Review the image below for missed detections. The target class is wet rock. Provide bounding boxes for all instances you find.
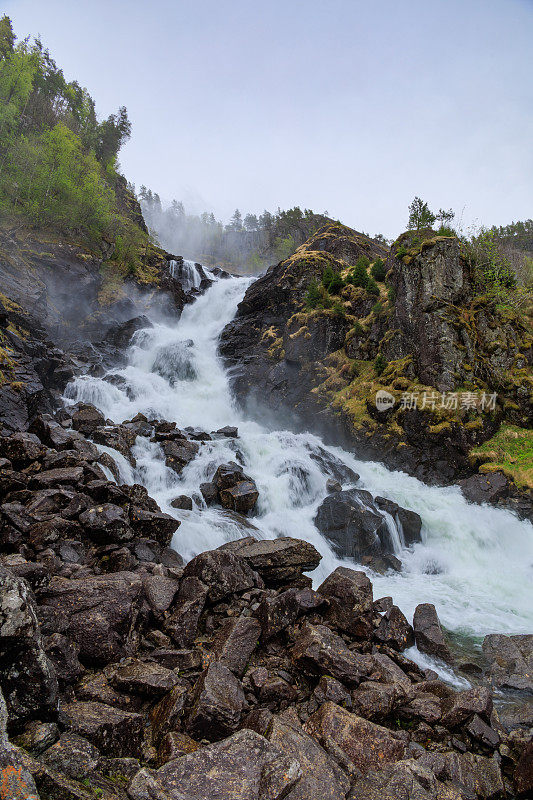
[40,731,100,780]
[211,616,261,676]
[465,714,500,749]
[304,701,405,775]
[374,496,423,546]
[71,403,106,435]
[291,623,374,686]
[0,566,58,729]
[199,481,218,505]
[39,571,143,666]
[142,574,180,614]
[413,603,454,664]
[0,686,40,800]
[164,576,208,648]
[163,439,199,473]
[418,750,504,800]
[327,477,343,493]
[104,315,152,349]
[374,605,415,651]
[351,681,398,720]
[186,662,245,739]
[128,728,301,800]
[318,566,374,638]
[92,424,137,464]
[220,480,259,513]
[150,683,188,744]
[30,465,85,489]
[0,431,45,466]
[213,462,248,490]
[110,657,180,698]
[219,536,321,586]
[129,507,180,546]
[60,700,144,758]
[482,633,533,693]
[514,740,533,797]
[44,632,85,686]
[314,488,392,559]
[460,472,510,505]
[256,587,326,640]
[170,494,193,510]
[157,731,199,765]
[214,425,238,438]
[79,502,133,544]
[183,548,263,602]
[347,759,453,800]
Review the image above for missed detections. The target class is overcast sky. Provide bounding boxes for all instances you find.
[5,0,533,237]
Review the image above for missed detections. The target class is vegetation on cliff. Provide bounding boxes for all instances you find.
[0,16,153,277]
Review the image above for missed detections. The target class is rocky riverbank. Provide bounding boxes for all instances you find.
[0,407,532,799]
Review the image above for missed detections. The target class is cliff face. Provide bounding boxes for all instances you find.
[221,225,533,490]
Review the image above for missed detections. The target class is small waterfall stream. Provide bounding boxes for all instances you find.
[65,272,533,658]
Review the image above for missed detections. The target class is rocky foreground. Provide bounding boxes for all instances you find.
[0,411,532,799]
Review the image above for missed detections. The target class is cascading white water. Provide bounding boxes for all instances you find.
[169,259,202,292]
[66,274,533,651]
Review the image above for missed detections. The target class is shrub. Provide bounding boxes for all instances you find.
[371,257,386,281]
[322,264,335,288]
[395,243,410,260]
[366,277,380,296]
[437,225,456,237]
[350,263,369,288]
[372,301,384,315]
[331,300,346,317]
[355,255,370,269]
[328,272,344,295]
[305,279,321,309]
[374,353,387,375]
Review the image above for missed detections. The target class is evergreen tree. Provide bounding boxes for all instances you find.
[407,197,436,231]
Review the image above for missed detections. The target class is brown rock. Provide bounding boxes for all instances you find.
[59,700,143,758]
[413,603,453,664]
[110,657,180,697]
[164,576,208,647]
[186,662,245,739]
[219,480,259,513]
[150,683,188,744]
[291,623,374,686]
[318,566,374,638]
[210,616,261,677]
[256,587,325,640]
[374,605,415,651]
[183,548,263,602]
[219,536,321,585]
[440,686,493,729]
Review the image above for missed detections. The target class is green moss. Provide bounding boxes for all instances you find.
[471,425,533,488]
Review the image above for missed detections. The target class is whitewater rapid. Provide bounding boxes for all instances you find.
[65,274,533,651]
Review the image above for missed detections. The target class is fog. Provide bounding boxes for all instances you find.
[6,0,533,238]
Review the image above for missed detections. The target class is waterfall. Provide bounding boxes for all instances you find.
[65,273,533,646]
[169,258,203,292]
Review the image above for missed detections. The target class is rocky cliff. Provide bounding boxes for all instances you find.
[220,224,533,501]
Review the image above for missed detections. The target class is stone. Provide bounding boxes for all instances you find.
[482,633,533,693]
[213,462,247,490]
[211,616,261,676]
[186,662,245,739]
[13,721,59,755]
[164,576,208,648]
[514,740,533,797]
[29,466,84,488]
[304,702,405,775]
[256,586,326,640]
[291,624,374,686]
[440,686,493,729]
[219,480,259,513]
[129,507,180,546]
[44,633,85,686]
[110,657,179,697]
[157,731,199,766]
[374,497,423,546]
[200,482,218,505]
[183,548,263,602]
[351,681,398,720]
[465,715,500,749]
[71,403,106,435]
[129,729,301,800]
[0,431,44,466]
[40,731,100,780]
[150,683,188,744]
[268,712,349,800]
[78,502,133,544]
[170,495,193,510]
[413,603,454,664]
[0,686,40,800]
[39,571,143,666]
[313,675,352,709]
[163,439,199,473]
[0,567,58,729]
[459,472,510,505]
[314,489,393,559]
[347,759,452,800]
[418,750,504,800]
[142,574,180,614]
[318,566,373,638]
[374,605,415,651]
[59,701,143,758]
[215,426,238,438]
[219,536,321,585]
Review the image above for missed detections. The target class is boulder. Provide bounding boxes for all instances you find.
[170,495,193,510]
[142,574,180,614]
[440,686,493,729]
[38,571,143,666]
[150,683,188,744]
[219,536,321,585]
[110,657,180,698]
[210,616,261,676]
[413,603,454,664]
[71,403,106,435]
[374,605,415,651]
[347,759,457,800]
[0,567,58,729]
[40,731,100,780]
[129,507,180,546]
[304,701,405,775]
[59,700,143,758]
[164,576,208,648]
[291,623,374,686]
[213,462,247,490]
[0,686,40,800]
[219,480,259,513]
[186,662,245,739]
[460,472,510,505]
[78,502,133,544]
[374,496,423,546]
[199,482,218,505]
[0,431,45,466]
[482,633,533,693]
[314,489,393,559]
[256,587,326,640]
[182,548,263,602]
[30,466,84,488]
[318,566,373,638]
[350,681,398,721]
[214,426,238,438]
[163,439,199,474]
[128,729,301,800]
[417,750,504,800]
[514,740,533,797]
